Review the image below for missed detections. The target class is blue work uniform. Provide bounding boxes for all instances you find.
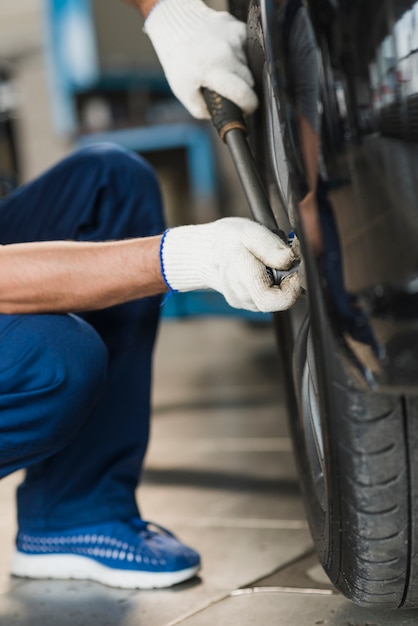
[0,143,165,532]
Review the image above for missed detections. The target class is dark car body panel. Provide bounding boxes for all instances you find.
[246,0,418,392]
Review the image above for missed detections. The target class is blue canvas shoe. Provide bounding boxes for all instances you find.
[11,519,201,589]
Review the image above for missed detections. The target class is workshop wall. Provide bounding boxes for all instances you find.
[0,0,70,181]
[0,0,247,225]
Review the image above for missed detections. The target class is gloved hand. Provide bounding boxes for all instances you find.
[144,0,258,119]
[160,217,301,313]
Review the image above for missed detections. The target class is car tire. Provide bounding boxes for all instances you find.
[230,0,418,608]
[276,281,418,608]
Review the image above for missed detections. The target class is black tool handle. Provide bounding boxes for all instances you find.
[202,88,299,285]
[202,88,278,232]
[201,87,247,142]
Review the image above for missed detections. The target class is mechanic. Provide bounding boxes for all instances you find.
[1,0,300,590]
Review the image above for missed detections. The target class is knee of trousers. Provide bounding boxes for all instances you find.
[0,314,108,469]
[74,143,165,236]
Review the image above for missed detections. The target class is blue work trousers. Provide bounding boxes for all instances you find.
[0,144,165,532]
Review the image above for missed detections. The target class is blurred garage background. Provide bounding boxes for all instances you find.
[0,0,247,227]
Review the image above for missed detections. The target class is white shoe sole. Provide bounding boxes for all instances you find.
[11,552,200,589]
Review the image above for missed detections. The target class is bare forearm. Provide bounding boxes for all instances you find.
[121,0,159,18]
[0,237,167,314]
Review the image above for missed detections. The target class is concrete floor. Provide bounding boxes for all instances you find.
[1,315,418,625]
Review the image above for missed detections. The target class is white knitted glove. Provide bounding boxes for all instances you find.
[160,218,301,312]
[144,0,258,119]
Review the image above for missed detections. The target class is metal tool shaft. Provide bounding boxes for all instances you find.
[223,129,279,233]
[201,87,298,285]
